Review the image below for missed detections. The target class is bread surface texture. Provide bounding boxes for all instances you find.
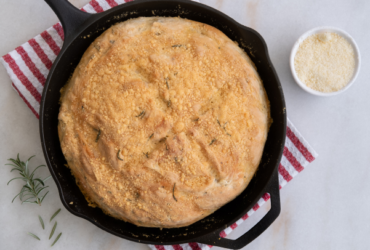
[58,17,270,228]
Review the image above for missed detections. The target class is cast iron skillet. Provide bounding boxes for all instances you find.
[40,0,286,248]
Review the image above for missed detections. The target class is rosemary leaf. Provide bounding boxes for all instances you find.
[117,150,124,161]
[51,233,62,247]
[40,191,49,203]
[159,137,167,143]
[49,221,57,239]
[50,209,61,222]
[33,178,45,186]
[12,192,22,203]
[43,176,52,182]
[29,165,46,180]
[22,196,36,204]
[39,215,45,229]
[7,177,26,185]
[172,183,177,202]
[209,138,216,146]
[27,232,40,241]
[36,186,49,195]
[136,111,146,119]
[95,129,101,142]
[165,78,169,89]
[9,167,22,173]
[22,201,38,204]
[217,119,222,127]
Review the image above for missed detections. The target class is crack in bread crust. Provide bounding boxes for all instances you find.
[58,17,270,228]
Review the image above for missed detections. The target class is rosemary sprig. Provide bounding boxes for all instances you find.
[50,208,61,222]
[49,221,57,239]
[39,215,45,229]
[6,154,50,206]
[7,155,64,245]
[27,232,40,241]
[51,233,62,247]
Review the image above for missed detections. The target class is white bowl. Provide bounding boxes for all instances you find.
[290,26,361,96]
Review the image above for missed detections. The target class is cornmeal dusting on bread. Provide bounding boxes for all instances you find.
[294,32,356,92]
[58,17,270,228]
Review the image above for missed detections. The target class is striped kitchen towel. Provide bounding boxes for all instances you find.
[0,0,318,250]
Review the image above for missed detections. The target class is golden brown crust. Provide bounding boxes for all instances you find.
[58,17,270,228]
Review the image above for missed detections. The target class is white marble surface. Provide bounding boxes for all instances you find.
[0,0,369,249]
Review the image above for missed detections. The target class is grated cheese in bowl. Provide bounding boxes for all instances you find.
[290,27,361,96]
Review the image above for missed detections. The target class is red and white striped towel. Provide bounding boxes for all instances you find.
[0,0,318,249]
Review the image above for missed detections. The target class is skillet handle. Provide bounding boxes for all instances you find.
[196,170,281,249]
[44,0,92,42]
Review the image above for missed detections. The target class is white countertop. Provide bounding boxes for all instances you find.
[1,0,369,249]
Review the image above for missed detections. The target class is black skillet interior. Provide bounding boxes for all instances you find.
[40,0,286,248]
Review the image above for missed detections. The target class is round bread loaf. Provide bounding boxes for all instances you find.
[58,17,270,228]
